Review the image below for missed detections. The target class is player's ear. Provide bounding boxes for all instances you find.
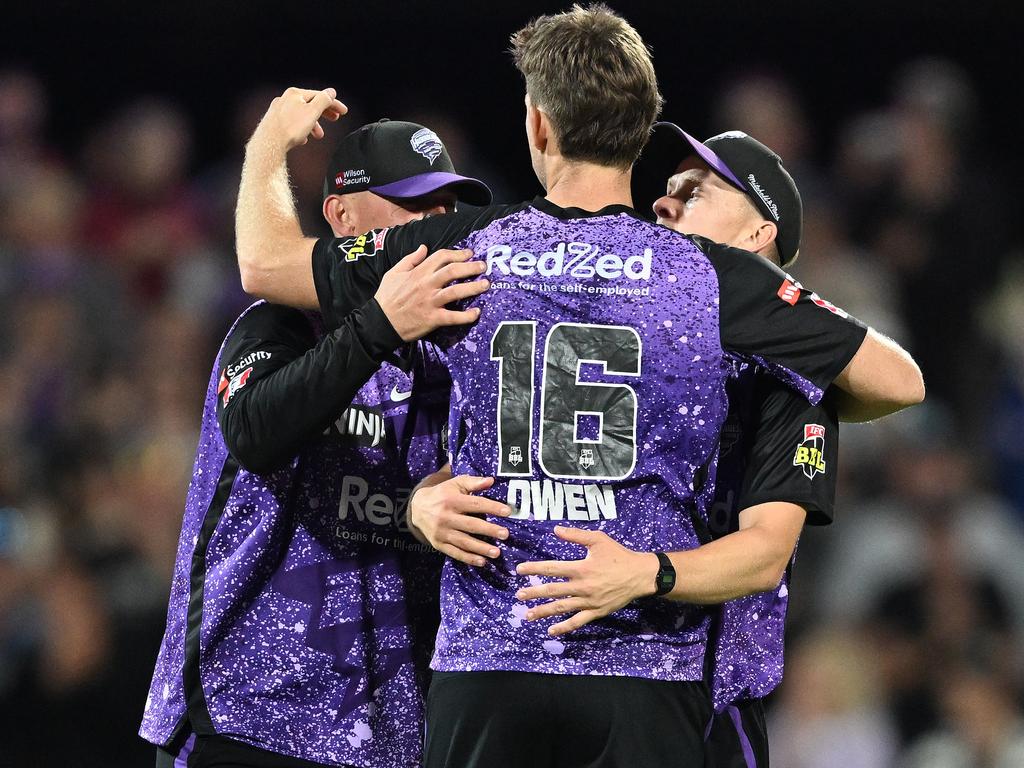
[526,99,547,154]
[323,195,356,237]
[748,220,778,257]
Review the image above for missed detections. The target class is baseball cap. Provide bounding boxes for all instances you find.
[323,119,491,206]
[633,122,803,266]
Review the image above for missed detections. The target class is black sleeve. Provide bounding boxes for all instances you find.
[700,238,868,404]
[735,377,840,525]
[311,204,525,330]
[215,301,402,474]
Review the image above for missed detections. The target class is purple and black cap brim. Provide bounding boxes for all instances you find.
[634,122,743,220]
[369,172,492,206]
[652,122,746,190]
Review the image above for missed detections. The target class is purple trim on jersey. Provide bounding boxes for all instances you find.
[748,354,823,405]
[708,370,794,711]
[653,122,746,190]
[369,172,491,203]
[174,732,196,768]
[727,705,758,768]
[139,303,448,767]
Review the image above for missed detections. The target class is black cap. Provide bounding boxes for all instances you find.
[634,123,803,266]
[323,119,492,206]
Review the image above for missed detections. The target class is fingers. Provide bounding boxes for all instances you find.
[516,559,579,580]
[553,526,605,547]
[446,532,501,560]
[447,495,512,518]
[462,496,514,518]
[450,515,509,541]
[307,87,342,115]
[434,308,482,327]
[432,260,486,286]
[423,248,474,269]
[451,475,495,493]
[548,609,604,637]
[437,543,487,568]
[523,596,586,622]
[392,245,430,272]
[516,578,577,602]
[437,278,489,305]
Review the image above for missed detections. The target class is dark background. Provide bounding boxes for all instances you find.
[7,0,1023,187]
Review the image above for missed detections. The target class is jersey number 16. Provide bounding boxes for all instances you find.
[489,321,641,482]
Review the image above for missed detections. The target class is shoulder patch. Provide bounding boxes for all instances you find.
[337,228,389,263]
[793,423,827,479]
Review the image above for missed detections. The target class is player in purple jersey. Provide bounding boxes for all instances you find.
[511,125,848,768]
[140,119,492,768]
[232,8,922,767]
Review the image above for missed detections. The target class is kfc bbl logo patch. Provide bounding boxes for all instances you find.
[410,128,443,165]
[342,228,388,263]
[793,423,826,479]
[578,448,595,470]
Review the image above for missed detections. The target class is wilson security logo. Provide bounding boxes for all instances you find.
[485,241,652,281]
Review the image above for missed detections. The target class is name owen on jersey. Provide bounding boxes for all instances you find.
[507,479,617,521]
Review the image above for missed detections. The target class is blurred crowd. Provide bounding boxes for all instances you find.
[1,58,1023,767]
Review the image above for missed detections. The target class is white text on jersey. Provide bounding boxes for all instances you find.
[506,479,617,521]
[486,242,652,281]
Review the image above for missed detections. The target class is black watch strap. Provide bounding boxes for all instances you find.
[653,551,675,597]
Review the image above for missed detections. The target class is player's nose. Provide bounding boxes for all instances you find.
[652,195,678,223]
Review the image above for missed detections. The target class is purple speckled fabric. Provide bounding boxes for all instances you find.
[706,369,794,713]
[431,206,737,681]
[140,304,447,767]
[711,580,791,712]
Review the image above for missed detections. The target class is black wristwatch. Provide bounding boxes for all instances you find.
[653,552,675,596]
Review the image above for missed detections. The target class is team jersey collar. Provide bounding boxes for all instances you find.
[531,196,644,221]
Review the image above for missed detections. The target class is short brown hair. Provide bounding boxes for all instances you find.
[510,4,663,169]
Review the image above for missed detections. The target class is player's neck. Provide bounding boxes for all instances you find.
[543,159,633,212]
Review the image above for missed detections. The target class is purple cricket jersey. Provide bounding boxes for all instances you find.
[139,302,447,767]
[312,198,865,686]
[706,368,838,712]
[432,205,730,681]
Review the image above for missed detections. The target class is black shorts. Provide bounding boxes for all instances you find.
[424,670,711,768]
[155,730,349,768]
[704,700,769,768]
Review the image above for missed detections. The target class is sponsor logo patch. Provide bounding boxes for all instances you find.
[340,228,389,263]
[410,128,443,165]
[777,278,800,305]
[807,292,849,318]
[324,405,387,447]
[747,174,780,221]
[485,242,651,281]
[793,423,827,479]
[390,384,412,402]
[218,366,254,406]
[337,168,370,188]
[226,350,271,378]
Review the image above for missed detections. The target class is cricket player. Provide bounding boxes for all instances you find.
[509,124,851,768]
[140,118,491,768]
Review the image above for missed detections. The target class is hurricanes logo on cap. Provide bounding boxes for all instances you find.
[410,128,443,165]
